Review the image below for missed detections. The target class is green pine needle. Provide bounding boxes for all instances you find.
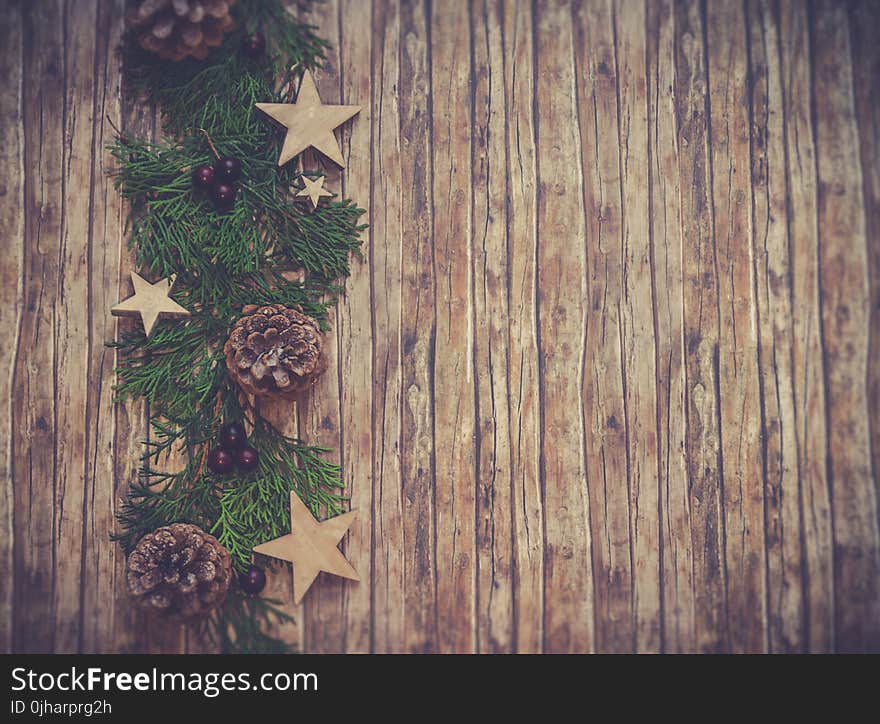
[111,0,363,653]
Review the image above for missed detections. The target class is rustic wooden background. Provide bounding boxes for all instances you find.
[2,0,879,654]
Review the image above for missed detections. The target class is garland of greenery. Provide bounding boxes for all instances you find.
[110,0,364,653]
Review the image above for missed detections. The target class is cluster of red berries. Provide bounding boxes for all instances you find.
[207,421,259,474]
[192,156,242,213]
[207,422,268,596]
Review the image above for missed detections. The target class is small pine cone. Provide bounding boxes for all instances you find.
[126,0,236,62]
[224,303,326,400]
[126,523,232,621]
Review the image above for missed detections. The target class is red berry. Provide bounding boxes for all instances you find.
[212,182,237,211]
[214,157,242,182]
[219,421,247,450]
[235,445,259,472]
[239,564,267,595]
[192,164,215,190]
[207,447,234,474]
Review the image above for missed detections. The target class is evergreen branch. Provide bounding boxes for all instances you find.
[112,0,363,653]
[197,593,298,654]
[124,0,329,137]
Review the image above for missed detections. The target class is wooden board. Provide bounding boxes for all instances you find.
[2,0,879,653]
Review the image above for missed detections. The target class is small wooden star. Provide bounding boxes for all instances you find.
[111,272,190,338]
[296,175,333,208]
[255,70,361,168]
[254,490,359,604]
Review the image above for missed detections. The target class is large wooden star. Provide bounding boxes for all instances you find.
[254,490,359,604]
[111,272,190,338]
[256,70,361,168]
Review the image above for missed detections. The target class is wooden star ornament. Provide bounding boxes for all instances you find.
[255,70,360,168]
[111,272,190,338]
[297,175,333,208]
[254,490,359,604]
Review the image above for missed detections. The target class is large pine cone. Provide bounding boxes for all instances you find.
[126,523,232,621]
[127,0,236,62]
[224,304,326,400]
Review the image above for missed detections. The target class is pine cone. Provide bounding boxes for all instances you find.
[126,523,233,621]
[224,304,326,400]
[127,0,236,62]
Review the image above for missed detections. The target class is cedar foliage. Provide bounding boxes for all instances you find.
[110,0,364,653]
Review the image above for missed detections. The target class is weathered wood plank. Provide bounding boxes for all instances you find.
[746,0,805,652]
[812,0,880,652]
[848,0,880,625]
[573,0,631,653]
[338,0,374,654]
[613,0,661,653]
[300,0,347,654]
[647,0,694,654]
[673,0,728,652]
[536,0,593,653]
[471,0,514,653]
[12,0,66,653]
[706,0,767,653]
[370,0,406,653]
[0,0,25,655]
[501,0,543,653]
[398,0,438,653]
[79,0,126,653]
[777,0,833,653]
[54,0,103,654]
[431,0,477,654]
[746,0,804,653]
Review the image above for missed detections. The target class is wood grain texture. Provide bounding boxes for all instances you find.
[647,0,692,653]
[778,0,833,653]
[370,0,406,653]
[748,0,803,652]
[812,0,880,652]
[2,0,878,653]
[338,0,374,655]
[431,0,478,654]
[707,0,766,653]
[540,0,592,653]
[502,0,543,654]
[850,0,880,651]
[0,0,25,656]
[299,0,346,654]
[674,0,727,653]
[472,0,515,653]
